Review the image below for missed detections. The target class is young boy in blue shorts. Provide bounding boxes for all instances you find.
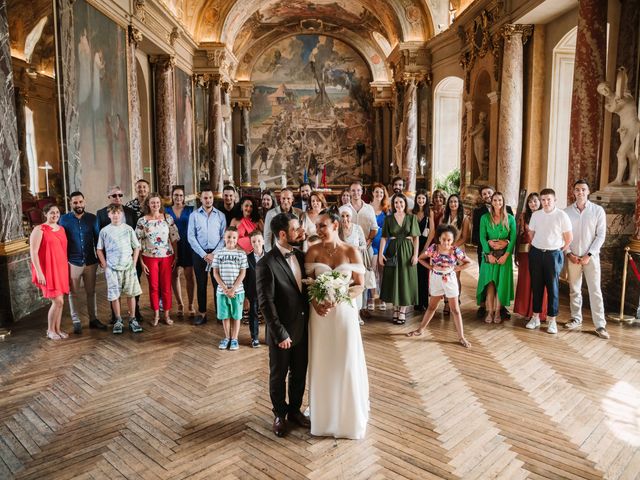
[213,226,248,350]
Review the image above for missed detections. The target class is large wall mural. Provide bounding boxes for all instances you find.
[250,34,372,188]
[175,67,194,195]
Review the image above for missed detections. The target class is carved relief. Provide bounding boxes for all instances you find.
[134,0,146,23]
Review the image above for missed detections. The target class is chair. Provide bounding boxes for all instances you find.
[26,208,44,226]
[36,197,55,210]
[22,200,37,212]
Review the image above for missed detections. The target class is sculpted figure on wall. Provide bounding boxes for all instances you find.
[598,67,640,186]
[470,111,488,180]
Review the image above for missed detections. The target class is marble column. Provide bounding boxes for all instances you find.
[487,91,500,187]
[240,105,251,186]
[222,86,233,184]
[373,106,383,182]
[127,27,143,182]
[497,24,531,208]
[402,77,418,196]
[567,0,607,192]
[153,56,178,197]
[208,77,223,194]
[0,0,22,242]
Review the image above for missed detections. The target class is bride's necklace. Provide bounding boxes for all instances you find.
[325,242,339,257]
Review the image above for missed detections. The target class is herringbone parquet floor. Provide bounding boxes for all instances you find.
[1,265,640,479]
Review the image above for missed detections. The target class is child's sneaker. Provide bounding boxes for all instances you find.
[218,337,230,350]
[229,339,239,350]
[129,318,143,333]
[112,319,123,334]
[251,339,260,348]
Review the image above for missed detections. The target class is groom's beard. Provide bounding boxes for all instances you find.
[289,239,303,248]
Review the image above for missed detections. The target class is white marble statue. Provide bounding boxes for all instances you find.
[470,111,488,180]
[598,67,640,186]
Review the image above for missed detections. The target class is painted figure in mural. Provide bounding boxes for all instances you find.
[92,50,105,111]
[257,141,270,173]
[77,28,91,104]
[471,111,488,180]
[598,68,640,186]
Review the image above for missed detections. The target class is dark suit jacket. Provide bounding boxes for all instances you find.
[243,252,259,300]
[96,205,138,231]
[257,247,308,347]
[472,204,514,248]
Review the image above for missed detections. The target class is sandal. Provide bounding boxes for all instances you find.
[397,312,406,325]
[152,315,160,327]
[493,314,503,324]
[58,331,69,339]
[367,300,376,311]
[392,310,399,324]
[459,338,471,348]
[177,305,184,317]
[188,306,196,317]
[378,302,387,311]
[406,330,423,337]
[46,331,61,340]
[484,312,494,324]
[164,317,174,325]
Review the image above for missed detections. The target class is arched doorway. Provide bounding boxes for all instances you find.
[432,76,463,189]
[547,27,577,208]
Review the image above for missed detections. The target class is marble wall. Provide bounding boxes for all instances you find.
[0,0,23,243]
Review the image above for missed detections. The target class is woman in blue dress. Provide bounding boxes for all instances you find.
[166,186,195,317]
[370,182,390,311]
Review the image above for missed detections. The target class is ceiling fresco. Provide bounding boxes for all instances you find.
[190,0,433,47]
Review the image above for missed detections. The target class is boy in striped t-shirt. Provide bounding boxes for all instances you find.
[213,226,248,350]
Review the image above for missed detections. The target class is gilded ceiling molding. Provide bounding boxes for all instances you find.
[456,1,505,93]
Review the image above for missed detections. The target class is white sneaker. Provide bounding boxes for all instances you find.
[547,320,558,334]
[525,317,540,330]
[564,319,582,330]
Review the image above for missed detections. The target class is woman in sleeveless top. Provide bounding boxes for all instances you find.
[412,190,430,311]
[30,204,70,340]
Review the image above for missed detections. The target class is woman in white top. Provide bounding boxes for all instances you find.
[339,205,367,321]
[300,191,327,251]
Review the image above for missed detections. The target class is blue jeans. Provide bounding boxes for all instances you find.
[528,246,564,317]
[247,297,259,341]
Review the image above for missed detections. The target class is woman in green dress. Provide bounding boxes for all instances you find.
[379,193,420,324]
[477,192,517,324]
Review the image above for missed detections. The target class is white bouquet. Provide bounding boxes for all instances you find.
[304,271,352,306]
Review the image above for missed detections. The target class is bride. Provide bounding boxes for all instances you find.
[305,210,370,439]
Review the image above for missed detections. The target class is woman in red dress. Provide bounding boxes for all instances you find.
[30,204,70,340]
[231,196,263,253]
[514,192,547,321]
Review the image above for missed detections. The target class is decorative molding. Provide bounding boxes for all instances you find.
[501,24,533,42]
[168,26,181,47]
[370,81,394,107]
[134,0,146,23]
[128,25,143,46]
[150,55,176,69]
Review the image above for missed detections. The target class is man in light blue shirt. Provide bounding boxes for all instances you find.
[188,188,226,325]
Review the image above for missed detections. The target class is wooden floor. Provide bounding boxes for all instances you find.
[1,263,640,479]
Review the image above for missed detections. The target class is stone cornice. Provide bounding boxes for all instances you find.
[388,42,430,82]
[230,81,254,108]
[370,81,394,107]
[193,43,237,84]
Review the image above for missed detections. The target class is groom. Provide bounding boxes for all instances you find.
[257,212,310,437]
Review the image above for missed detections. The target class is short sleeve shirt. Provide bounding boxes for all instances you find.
[212,248,248,294]
[426,244,466,268]
[529,208,572,250]
[97,224,140,270]
[348,202,379,236]
[136,215,180,257]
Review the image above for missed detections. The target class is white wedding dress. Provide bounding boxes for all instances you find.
[305,262,370,439]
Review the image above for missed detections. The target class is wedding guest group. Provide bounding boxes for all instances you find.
[29,178,611,348]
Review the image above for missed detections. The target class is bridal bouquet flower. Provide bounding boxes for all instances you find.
[304,271,352,306]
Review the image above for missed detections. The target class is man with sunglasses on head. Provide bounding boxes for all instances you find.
[97,185,141,322]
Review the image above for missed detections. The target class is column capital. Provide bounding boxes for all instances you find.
[194,42,237,85]
[370,81,394,107]
[150,54,175,70]
[500,24,533,43]
[231,80,254,108]
[487,91,500,104]
[388,41,430,82]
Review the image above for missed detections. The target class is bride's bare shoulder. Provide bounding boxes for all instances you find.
[342,243,361,263]
[306,244,321,260]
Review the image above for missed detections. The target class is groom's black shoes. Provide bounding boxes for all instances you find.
[288,410,311,429]
[272,416,287,437]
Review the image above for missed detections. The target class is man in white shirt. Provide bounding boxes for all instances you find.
[525,188,573,334]
[563,180,609,339]
[347,181,378,318]
[264,188,302,251]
